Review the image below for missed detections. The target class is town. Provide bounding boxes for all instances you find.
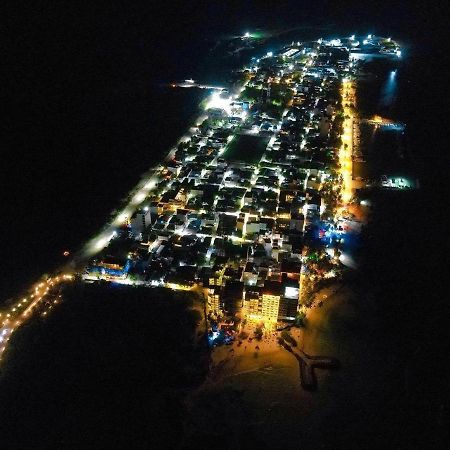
[1,34,407,356]
[82,36,379,332]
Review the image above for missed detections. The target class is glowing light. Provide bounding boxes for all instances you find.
[244,32,250,38]
[95,237,108,250]
[133,191,146,204]
[204,91,232,115]
[266,51,273,57]
[145,179,156,189]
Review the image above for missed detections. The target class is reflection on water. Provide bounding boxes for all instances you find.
[379,69,398,108]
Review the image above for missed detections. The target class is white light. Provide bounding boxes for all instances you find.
[244,32,250,38]
[396,49,402,57]
[133,191,146,204]
[143,206,149,212]
[285,287,299,299]
[266,51,273,57]
[350,34,355,40]
[205,91,232,115]
[368,34,372,39]
[95,237,108,250]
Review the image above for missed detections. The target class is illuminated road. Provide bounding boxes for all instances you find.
[0,274,74,361]
[339,79,356,204]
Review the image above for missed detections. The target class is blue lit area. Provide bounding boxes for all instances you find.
[207,328,235,347]
[87,259,132,278]
[379,69,398,108]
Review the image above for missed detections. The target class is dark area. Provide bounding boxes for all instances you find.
[354,188,446,449]
[0,284,208,448]
[225,134,270,163]
[354,124,411,180]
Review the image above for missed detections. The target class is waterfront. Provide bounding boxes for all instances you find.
[1,3,447,448]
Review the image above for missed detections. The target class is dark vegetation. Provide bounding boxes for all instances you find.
[0,284,208,449]
[224,134,270,163]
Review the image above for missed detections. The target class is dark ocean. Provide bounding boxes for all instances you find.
[1,2,444,298]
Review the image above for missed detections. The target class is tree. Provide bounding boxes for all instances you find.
[254,326,263,341]
[294,311,307,328]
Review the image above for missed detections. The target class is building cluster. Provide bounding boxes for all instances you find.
[85,38,357,326]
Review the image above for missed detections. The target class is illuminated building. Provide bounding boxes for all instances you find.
[88,256,131,278]
[261,281,282,323]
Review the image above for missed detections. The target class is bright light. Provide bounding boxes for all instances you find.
[350,34,355,40]
[285,287,299,299]
[95,237,108,250]
[244,32,250,38]
[367,34,372,39]
[396,49,402,57]
[133,191,146,204]
[266,51,273,57]
[204,91,232,115]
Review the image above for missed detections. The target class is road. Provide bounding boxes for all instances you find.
[0,274,74,361]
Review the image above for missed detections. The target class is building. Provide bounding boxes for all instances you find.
[130,208,152,237]
[243,288,263,321]
[261,280,282,323]
[88,256,131,279]
[278,275,300,321]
